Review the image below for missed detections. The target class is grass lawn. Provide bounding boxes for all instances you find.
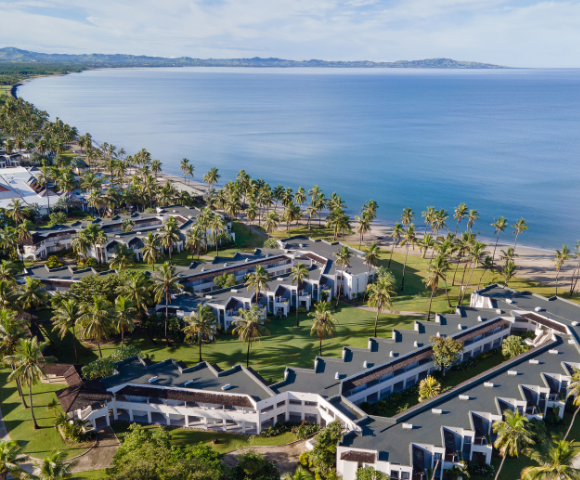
[70,470,108,479]
[0,369,93,460]
[44,302,417,383]
[112,422,296,454]
[0,85,11,97]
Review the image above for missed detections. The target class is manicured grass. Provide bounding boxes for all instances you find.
[45,303,416,383]
[0,369,93,460]
[112,422,296,454]
[70,470,108,479]
[0,85,11,97]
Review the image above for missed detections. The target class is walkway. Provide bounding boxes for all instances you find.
[71,427,119,472]
[223,440,308,475]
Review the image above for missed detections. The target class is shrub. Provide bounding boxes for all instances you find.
[82,345,145,380]
[502,335,528,359]
[234,451,279,480]
[49,211,67,226]
[294,422,320,439]
[46,255,63,268]
[467,461,495,477]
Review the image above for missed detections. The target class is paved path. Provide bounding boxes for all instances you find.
[223,441,307,475]
[71,427,119,472]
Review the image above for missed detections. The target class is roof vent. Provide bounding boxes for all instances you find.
[572,321,579,327]
[299,244,305,248]
[389,351,395,357]
[436,332,441,337]
[363,360,369,368]
[507,370,518,376]
[549,349,559,355]
[335,372,340,380]
[496,309,503,314]
[221,384,232,391]
[432,408,443,415]
[477,316,483,322]
[224,263,229,267]
[72,276,80,280]
[173,210,177,213]
[535,307,543,312]
[506,298,513,304]
[205,295,213,299]
[188,215,192,219]
[459,395,470,400]
[435,314,441,323]
[148,376,159,383]
[402,423,413,430]
[245,258,249,262]
[413,341,419,347]
[137,231,142,234]
[458,324,462,330]
[529,359,540,365]
[484,382,494,388]
[201,268,205,271]
[184,380,194,386]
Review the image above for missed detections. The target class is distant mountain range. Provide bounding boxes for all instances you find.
[0,47,508,69]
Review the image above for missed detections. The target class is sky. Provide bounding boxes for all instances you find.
[0,0,579,68]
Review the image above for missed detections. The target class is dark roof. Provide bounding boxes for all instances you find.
[520,312,568,334]
[43,364,76,376]
[116,385,254,407]
[56,381,113,413]
[64,365,84,386]
[340,451,376,463]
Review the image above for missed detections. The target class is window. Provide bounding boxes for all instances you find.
[261,406,274,414]
[289,399,302,405]
[401,473,410,480]
[305,401,317,407]
[277,401,286,408]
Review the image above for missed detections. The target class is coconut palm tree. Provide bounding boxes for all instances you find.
[309,302,338,356]
[246,265,271,306]
[460,241,486,305]
[203,167,221,187]
[6,337,55,429]
[116,272,151,320]
[425,254,451,319]
[151,159,162,180]
[366,276,395,337]
[159,217,181,260]
[232,305,270,368]
[492,409,534,480]
[503,260,517,286]
[185,226,203,260]
[264,211,279,234]
[421,206,436,234]
[400,207,414,227]
[79,296,115,358]
[110,244,137,270]
[152,262,184,346]
[334,246,352,307]
[0,309,27,405]
[491,216,509,267]
[553,245,572,296]
[419,233,435,259]
[246,202,258,230]
[34,450,78,480]
[209,214,227,256]
[512,218,529,250]
[363,242,380,296]
[115,296,136,347]
[453,203,468,234]
[18,276,49,311]
[7,199,25,223]
[388,223,403,268]
[183,304,218,363]
[400,224,417,291]
[355,212,372,249]
[564,369,580,440]
[418,376,441,402]
[477,256,494,290]
[0,440,29,480]
[290,263,309,327]
[521,439,579,480]
[52,299,83,364]
[141,232,160,270]
[467,209,479,231]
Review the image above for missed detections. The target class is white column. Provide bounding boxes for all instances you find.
[185,415,189,427]
[113,407,118,420]
[242,420,246,434]
[203,417,208,429]
[166,413,171,426]
[147,411,152,423]
[106,413,111,426]
[223,419,227,432]
[129,409,134,421]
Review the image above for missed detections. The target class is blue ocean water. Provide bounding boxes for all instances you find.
[18,67,580,249]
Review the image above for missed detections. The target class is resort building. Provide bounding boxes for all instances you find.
[54,284,580,480]
[18,204,231,262]
[16,265,117,293]
[0,166,54,214]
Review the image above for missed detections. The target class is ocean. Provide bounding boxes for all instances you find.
[17,67,580,249]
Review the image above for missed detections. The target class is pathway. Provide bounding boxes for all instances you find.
[222,440,308,475]
[71,427,119,472]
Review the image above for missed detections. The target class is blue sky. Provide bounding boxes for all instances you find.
[0,0,578,67]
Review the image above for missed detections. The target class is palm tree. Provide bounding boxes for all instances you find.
[18,276,49,310]
[203,167,221,187]
[0,310,27,405]
[34,450,78,480]
[183,304,218,363]
[460,241,486,305]
[425,255,451,319]
[264,211,279,234]
[491,216,509,267]
[115,296,136,347]
[151,159,162,180]
[52,299,82,364]
[246,202,258,230]
[553,245,572,296]
[209,214,227,256]
[492,409,534,480]
[6,337,56,429]
[79,296,115,357]
[290,263,309,327]
[185,226,204,260]
[116,272,151,319]
[418,376,441,402]
[232,305,270,368]
[453,203,468,234]
[477,256,494,290]
[467,209,479,231]
[110,244,137,270]
[7,199,25,223]
[334,246,352,307]
[388,223,403,268]
[564,369,580,440]
[521,439,579,480]
[400,224,416,291]
[512,218,529,251]
[246,265,271,305]
[281,466,310,480]
[366,276,395,337]
[503,260,517,286]
[141,232,160,270]
[363,242,380,296]
[422,206,436,234]
[159,217,181,260]
[400,207,414,227]
[152,262,184,346]
[0,440,29,480]
[309,302,338,356]
[355,212,372,249]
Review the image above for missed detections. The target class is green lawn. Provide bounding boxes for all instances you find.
[0,369,93,460]
[112,423,296,454]
[0,85,11,97]
[43,303,417,383]
[70,470,107,479]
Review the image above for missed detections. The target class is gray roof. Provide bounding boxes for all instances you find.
[16,265,114,282]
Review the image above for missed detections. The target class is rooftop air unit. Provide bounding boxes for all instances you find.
[221,384,232,391]
[148,376,159,383]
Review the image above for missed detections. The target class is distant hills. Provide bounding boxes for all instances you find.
[0,47,508,69]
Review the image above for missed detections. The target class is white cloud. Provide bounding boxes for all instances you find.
[0,0,579,66]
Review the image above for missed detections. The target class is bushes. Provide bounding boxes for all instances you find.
[466,461,495,477]
[46,255,63,268]
[259,421,319,440]
[294,422,320,439]
[234,451,279,480]
[82,345,145,380]
[361,387,419,417]
[54,412,94,443]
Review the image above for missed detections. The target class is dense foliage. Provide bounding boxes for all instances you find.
[81,345,144,380]
[299,421,342,480]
